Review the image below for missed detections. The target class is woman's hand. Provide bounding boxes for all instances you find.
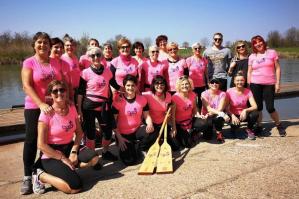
[78,110,83,123]
[145,123,154,133]
[61,156,75,170]
[116,134,129,151]
[69,153,78,166]
[275,83,280,93]
[39,103,53,115]
[231,114,240,126]
[170,128,177,138]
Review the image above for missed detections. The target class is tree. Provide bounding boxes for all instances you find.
[142,37,152,49]
[182,41,189,49]
[285,27,297,47]
[200,37,210,48]
[267,30,282,48]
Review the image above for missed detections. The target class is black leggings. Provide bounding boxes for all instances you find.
[118,133,138,166]
[193,86,206,110]
[23,109,40,176]
[203,116,225,139]
[82,110,112,140]
[250,83,276,113]
[41,143,97,190]
[230,111,259,130]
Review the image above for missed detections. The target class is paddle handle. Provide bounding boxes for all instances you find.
[164,121,167,141]
[155,107,171,144]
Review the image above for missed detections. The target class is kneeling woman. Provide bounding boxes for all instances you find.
[226,71,259,139]
[36,80,100,194]
[112,75,154,165]
[171,76,207,148]
[201,78,229,143]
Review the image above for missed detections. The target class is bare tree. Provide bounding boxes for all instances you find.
[182,41,189,49]
[285,27,297,47]
[143,37,152,49]
[200,37,210,48]
[267,31,282,48]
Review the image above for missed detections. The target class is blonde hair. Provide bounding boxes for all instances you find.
[167,42,179,50]
[175,75,194,92]
[234,40,248,59]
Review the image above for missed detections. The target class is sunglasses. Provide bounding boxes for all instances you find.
[121,45,130,50]
[151,50,159,54]
[155,81,165,85]
[168,48,178,52]
[210,80,220,84]
[237,44,245,50]
[194,47,201,51]
[214,38,222,42]
[90,53,101,58]
[51,88,66,95]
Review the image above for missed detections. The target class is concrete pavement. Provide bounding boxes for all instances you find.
[0,119,298,199]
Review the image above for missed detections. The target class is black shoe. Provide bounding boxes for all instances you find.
[276,123,286,137]
[102,151,118,161]
[254,125,263,137]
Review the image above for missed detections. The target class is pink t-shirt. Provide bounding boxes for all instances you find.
[61,54,80,88]
[142,91,171,124]
[186,56,207,87]
[158,51,169,62]
[23,56,63,109]
[165,58,187,92]
[142,60,167,86]
[226,88,253,115]
[113,95,147,134]
[81,67,112,103]
[111,56,139,87]
[39,105,78,158]
[248,49,278,85]
[201,90,226,115]
[79,54,91,69]
[172,92,196,122]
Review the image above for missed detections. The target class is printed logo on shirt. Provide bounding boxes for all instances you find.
[255,58,266,64]
[150,70,160,77]
[41,70,55,81]
[127,107,138,116]
[61,121,74,132]
[183,103,192,111]
[124,67,134,74]
[170,65,180,73]
[99,79,106,88]
[236,99,246,107]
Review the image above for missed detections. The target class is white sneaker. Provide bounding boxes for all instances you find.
[32,169,46,194]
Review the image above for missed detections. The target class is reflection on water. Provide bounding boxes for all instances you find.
[0,59,299,108]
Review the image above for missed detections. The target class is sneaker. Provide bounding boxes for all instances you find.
[254,125,263,137]
[245,128,256,140]
[276,124,286,137]
[216,132,225,143]
[102,151,118,161]
[32,169,45,194]
[20,176,32,195]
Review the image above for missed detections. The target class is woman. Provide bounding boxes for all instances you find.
[165,42,187,95]
[141,45,167,91]
[201,78,229,143]
[155,34,169,61]
[186,42,208,110]
[79,38,100,70]
[132,41,147,65]
[226,71,259,139]
[141,75,178,151]
[35,80,100,194]
[247,35,286,137]
[172,76,207,148]
[103,42,114,66]
[20,32,64,195]
[77,46,119,161]
[112,75,154,166]
[110,38,140,94]
[61,34,80,103]
[228,40,249,88]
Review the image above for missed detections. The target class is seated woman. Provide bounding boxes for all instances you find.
[201,78,230,143]
[35,80,100,194]
[112,75,154,166]
[226,71,259,139]
[141,75,178,151]
[171,76,207,148]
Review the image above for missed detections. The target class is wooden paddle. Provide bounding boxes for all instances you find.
[138,108,171,175]
[156,123,173,174]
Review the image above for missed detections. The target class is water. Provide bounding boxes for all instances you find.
[0,59,299,109]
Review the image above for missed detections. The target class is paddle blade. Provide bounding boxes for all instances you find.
[156,143,173,174]
[138,142,160,175]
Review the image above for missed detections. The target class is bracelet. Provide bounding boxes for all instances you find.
[71,150,77,154]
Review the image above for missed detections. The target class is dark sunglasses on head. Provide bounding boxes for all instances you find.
[237,44,245,49]
[214,38,222,42]
[121,45,130,50]
[151,51,159,54]
[90,53,101,58]
[51,88,66,95]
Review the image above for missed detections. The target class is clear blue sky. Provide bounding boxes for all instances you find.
[0,0,298,46]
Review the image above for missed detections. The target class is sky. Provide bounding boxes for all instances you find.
[0,0,298,46]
